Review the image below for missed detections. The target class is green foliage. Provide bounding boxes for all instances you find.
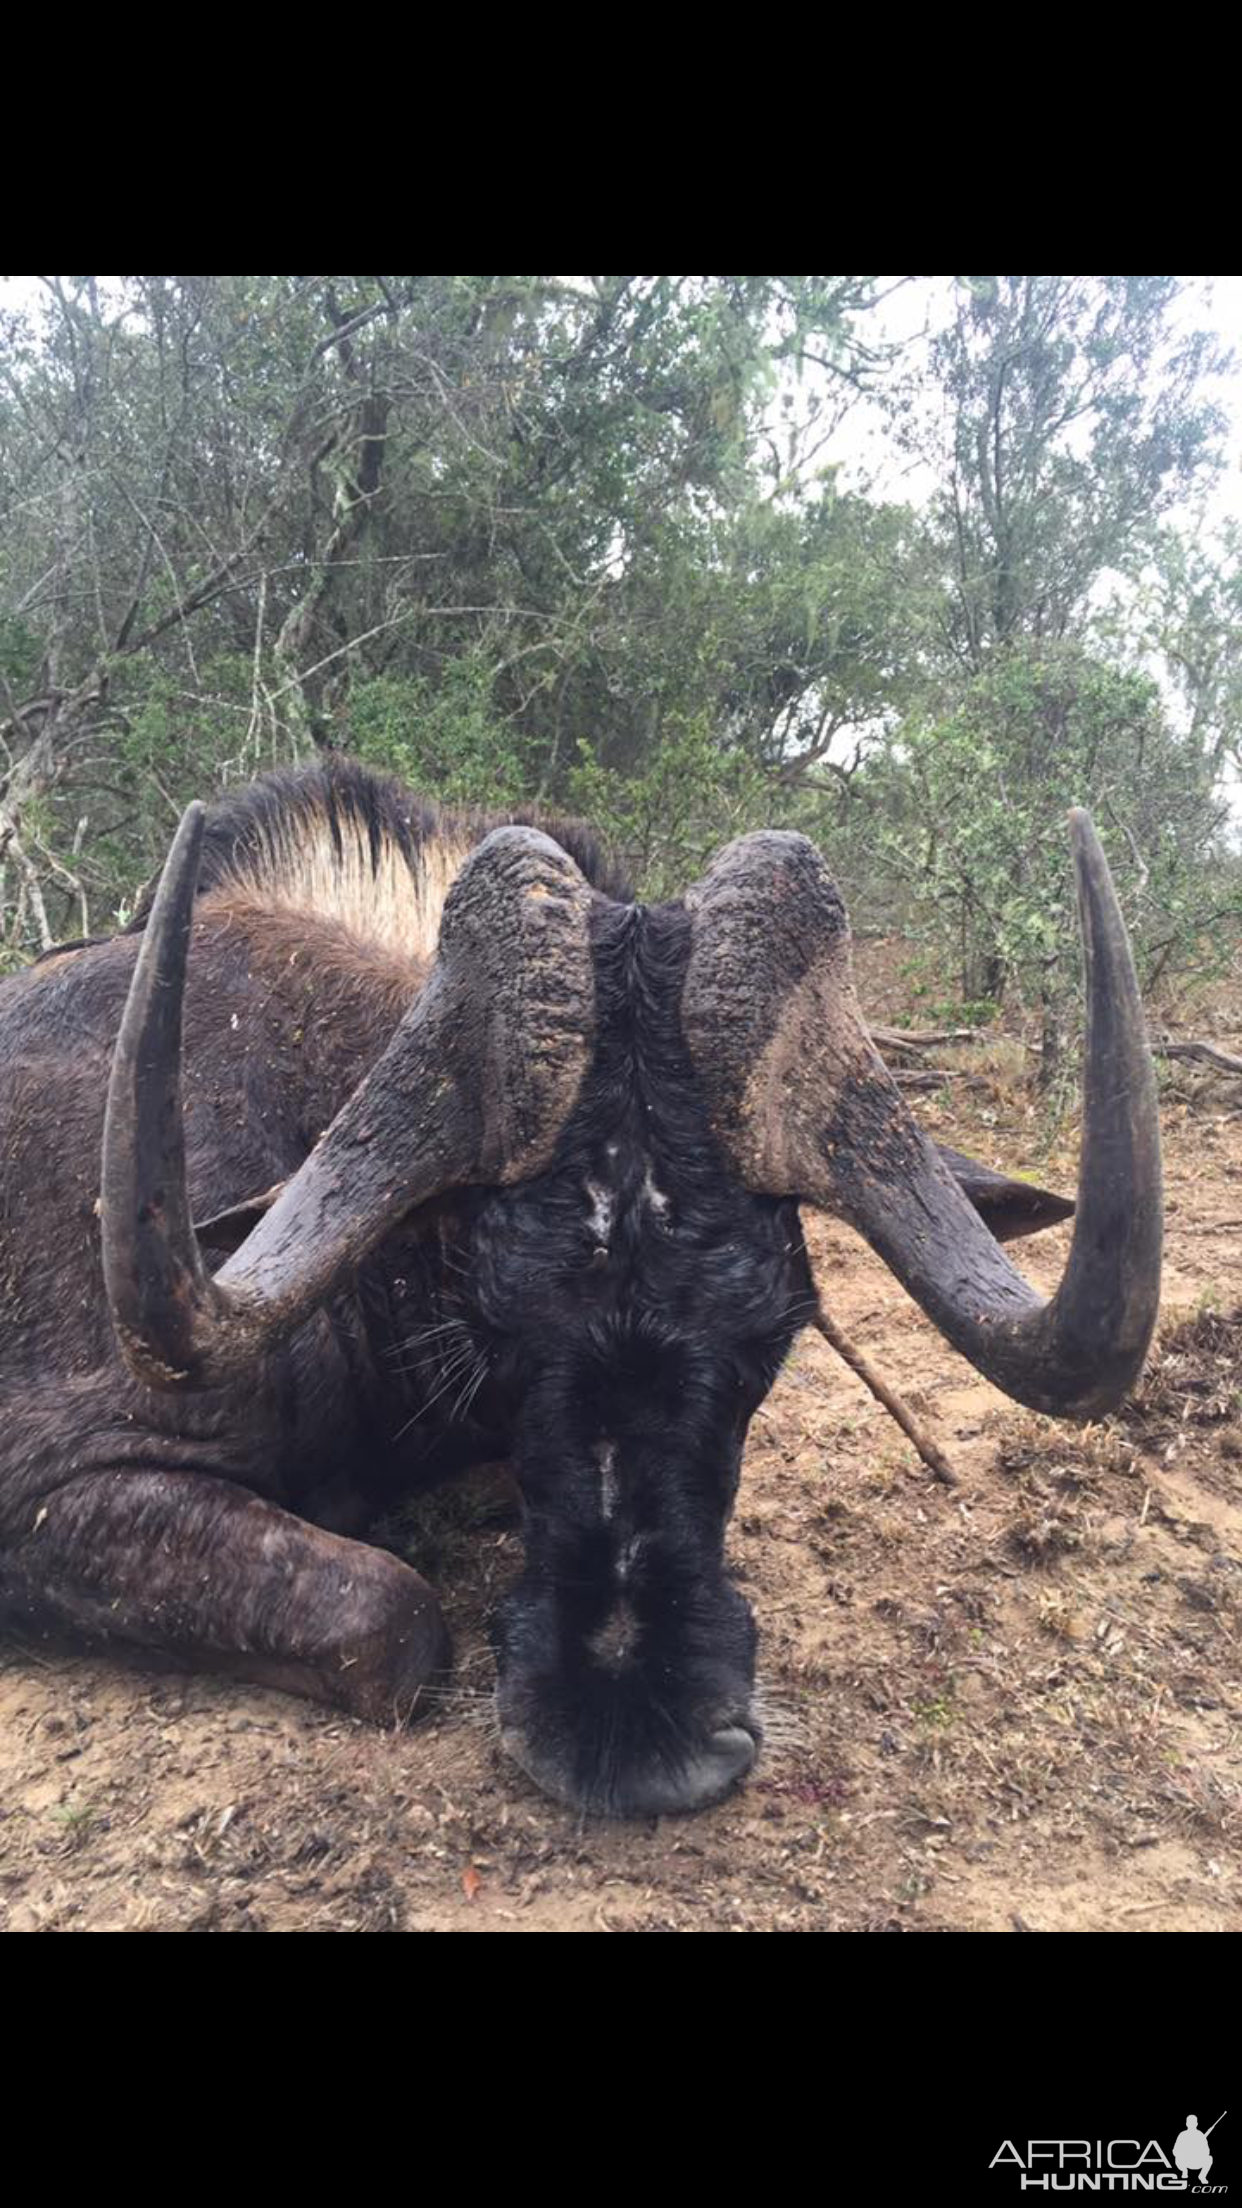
[894,970,1001,1029]
[97,656,258,917]
[565,717,773,898]
[0,274,903,950]
[347,660,531,808]
[565,714,864,900]
[0,611,40,693]
[1107,520,1242,777]
[902,276,1230,665]
[0,272,1238,1041]
[873,644,1242,1043]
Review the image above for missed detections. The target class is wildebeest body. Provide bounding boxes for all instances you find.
[0,758,1163,1814]
[0,766,628,1722]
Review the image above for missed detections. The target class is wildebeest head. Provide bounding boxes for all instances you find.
[454,896,813,1815]
[101,809,1161,1817]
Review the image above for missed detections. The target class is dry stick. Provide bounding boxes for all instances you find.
[1155,1038,1242,1076]
[890,1068,953,1090]
[874,1025,1242,1079]
[870,1023,984,1055]
[811,1305,959,1488]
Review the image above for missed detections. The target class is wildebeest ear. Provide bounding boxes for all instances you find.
[194,1183,286,1256]
[193,1180,454,1255]
[935,1143,1074,1243]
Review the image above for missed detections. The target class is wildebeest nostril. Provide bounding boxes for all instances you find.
[704,1725,758,1790]
[612,1725,758,1819]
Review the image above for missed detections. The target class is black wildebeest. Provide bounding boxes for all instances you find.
[0,761,1161,1815]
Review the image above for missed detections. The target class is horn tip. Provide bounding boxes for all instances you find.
[168,800,207,872]
[1067,807,1108,862]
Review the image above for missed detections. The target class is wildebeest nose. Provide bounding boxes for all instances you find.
[500,1716,759,1819]
[617,1725,757,1818]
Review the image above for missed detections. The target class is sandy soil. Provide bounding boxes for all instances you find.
[2,954,1240,1933]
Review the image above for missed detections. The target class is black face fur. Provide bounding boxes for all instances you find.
[450,901,814,1816]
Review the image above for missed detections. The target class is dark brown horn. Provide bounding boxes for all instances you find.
[102,809,596,1391]
[682,814,1161,1420]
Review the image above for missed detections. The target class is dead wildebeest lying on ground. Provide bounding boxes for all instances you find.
[0,761,1161,1816]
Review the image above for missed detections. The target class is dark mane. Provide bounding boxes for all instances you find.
[37,756,631,961]
[133,756,633,922]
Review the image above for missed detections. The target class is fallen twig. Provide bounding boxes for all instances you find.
[870,1023,985,1056]
[811,1305,959,1487]
[1155,1039,1242,1076]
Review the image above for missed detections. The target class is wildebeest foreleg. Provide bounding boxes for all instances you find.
[2,1470,448,1723]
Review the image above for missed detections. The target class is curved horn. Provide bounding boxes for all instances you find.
[682,815,1162,1420]
[103,808,596,1390]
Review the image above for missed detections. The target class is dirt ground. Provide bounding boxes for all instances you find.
[2,948,1240,1933]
